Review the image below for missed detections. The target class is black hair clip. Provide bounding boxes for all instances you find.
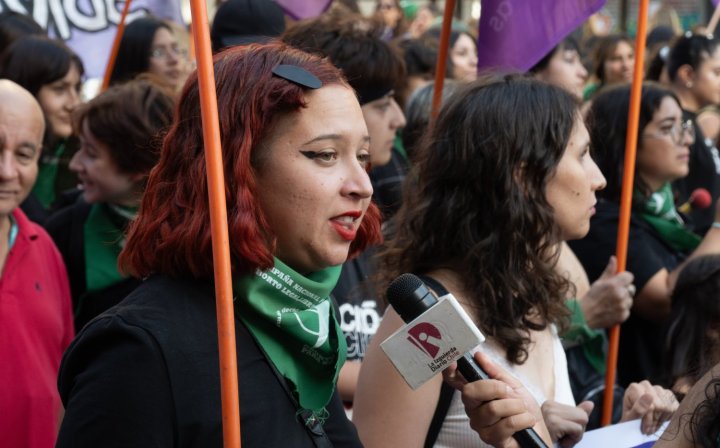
[272,64,322,89]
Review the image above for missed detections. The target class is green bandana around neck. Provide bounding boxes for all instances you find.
[233,258,346,414]
[32,141,66,209]
[84,203,136,292]
[637,183,701,253]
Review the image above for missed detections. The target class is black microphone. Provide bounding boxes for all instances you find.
[387,273,548,448]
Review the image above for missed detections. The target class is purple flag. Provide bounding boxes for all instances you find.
[0,0,184,81]
[477,0,607,72]
[274,0,332,21]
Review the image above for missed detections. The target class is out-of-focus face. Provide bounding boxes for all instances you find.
[603,40,634,85]
[377,0,402,29]
[451,33,478,82]
[361,92,406,167]
[255,84,374,274]
[148,27,183,89]
[637,97,694,191]
[0,86,44,218]
[409,6,435,38]
[535,47,588,99]
[36,63,82,139]
[689,47,720,108]
[70,120,142,206]
[546,117,607,241]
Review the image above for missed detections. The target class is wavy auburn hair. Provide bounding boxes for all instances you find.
[382,75,574,364]
[120,43,382,279]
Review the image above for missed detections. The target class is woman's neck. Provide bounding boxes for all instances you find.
[638,174,666,195]
[673,86,700,113]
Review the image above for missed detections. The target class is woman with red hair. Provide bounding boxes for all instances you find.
[55,42,381,447]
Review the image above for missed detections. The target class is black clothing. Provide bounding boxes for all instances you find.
[332,248,381,362]
[44,196,140,331]
[369,147,408,220]
[57,275,362,448]
[20,193,49,225]
[568,199,685,386]
[673,110,720,235]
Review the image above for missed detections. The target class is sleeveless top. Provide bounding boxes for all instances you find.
[434,326,574,448]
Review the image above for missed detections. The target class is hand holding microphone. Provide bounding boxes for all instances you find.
[383,273,549,448]
[445,351,553,448]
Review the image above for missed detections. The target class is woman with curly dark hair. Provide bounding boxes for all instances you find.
[656,362,720,448]
[353,76,602,447]
[353,75,678,448]
[665,254,720,397]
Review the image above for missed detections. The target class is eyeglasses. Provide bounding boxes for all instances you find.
[150,45,185,60]
[644,119,695,146]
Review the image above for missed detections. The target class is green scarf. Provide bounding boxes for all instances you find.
[638,183,701,252]
[233,258,345,415]
[563,299,606,374]
[84,203,135,292]
[32,141,65,209]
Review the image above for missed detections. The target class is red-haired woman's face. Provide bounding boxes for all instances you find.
[256,84,373,274]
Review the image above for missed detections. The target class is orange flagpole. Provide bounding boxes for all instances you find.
[430,0,456,121]
[101,0,133,91]
[188,0,241,445]
[602,0,650,427]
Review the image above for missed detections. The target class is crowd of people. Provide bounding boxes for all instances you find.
[2,0,720,447]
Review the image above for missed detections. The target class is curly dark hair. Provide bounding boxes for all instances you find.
[381,75,575,364]
[666,255,720,389]
[689,376,720,447]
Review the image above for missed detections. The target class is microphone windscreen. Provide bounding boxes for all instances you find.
[387,273,424,306]
[386,273,437,322]
[691,188,712,210]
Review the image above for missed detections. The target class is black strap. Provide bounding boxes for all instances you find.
[417,274,457,448]
[242,321,334,448]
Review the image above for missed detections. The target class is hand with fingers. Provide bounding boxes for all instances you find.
[541,400,593,448]
[443,352,553,448]
[579,256,635,329]
[621,380,679,435]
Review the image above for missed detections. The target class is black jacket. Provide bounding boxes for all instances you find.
[44,196,140,331]
[57,275,362,448]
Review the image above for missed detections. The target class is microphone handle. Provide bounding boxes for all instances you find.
[457,354,548,448]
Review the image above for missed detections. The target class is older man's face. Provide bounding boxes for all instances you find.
[0,94,43,217]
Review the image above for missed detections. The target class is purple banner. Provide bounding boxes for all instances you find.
[274,0,331,21]
[0,0,184,80]
[477,0,607,72]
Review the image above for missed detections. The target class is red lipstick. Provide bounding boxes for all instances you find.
[330,211,362,241]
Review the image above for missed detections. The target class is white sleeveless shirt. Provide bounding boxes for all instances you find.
[434,326,574,448]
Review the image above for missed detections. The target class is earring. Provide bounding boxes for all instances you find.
[686,81,693,88]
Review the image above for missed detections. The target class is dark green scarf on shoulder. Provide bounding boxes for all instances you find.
[637,183,701,253]
[233,258,345,418]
